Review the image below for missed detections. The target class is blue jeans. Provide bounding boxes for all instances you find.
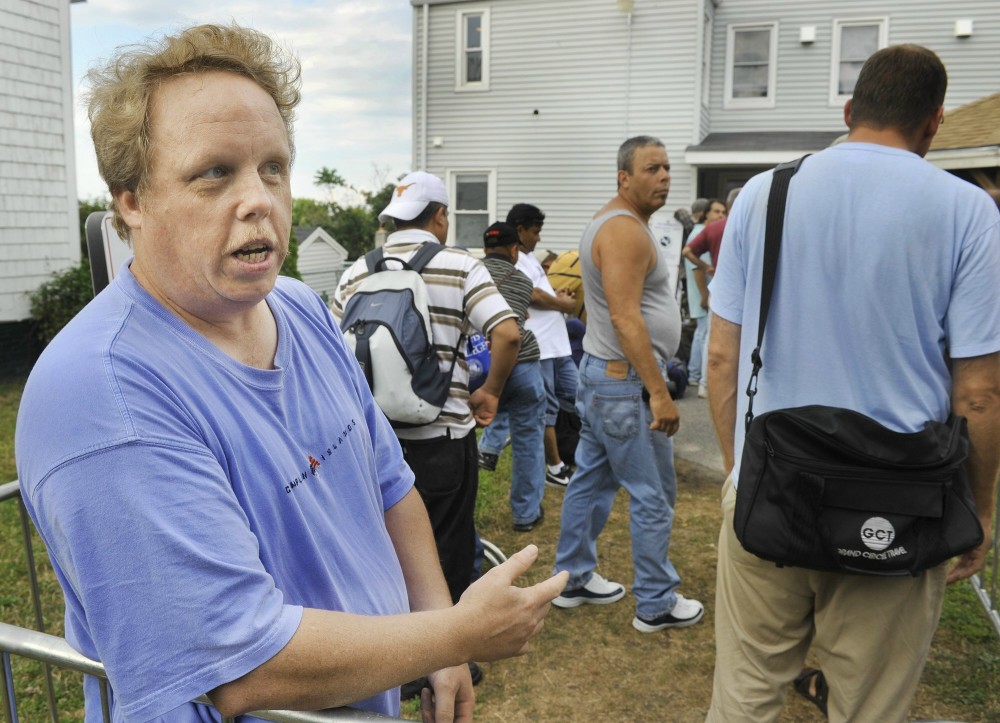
[688,314,709,385]
[554,353,682,618]
[493,360,546,525]
[540,355,579,426]
[481,355,579,449]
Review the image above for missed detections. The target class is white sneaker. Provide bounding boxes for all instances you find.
[552,572,626,608]
[631,594,705,632]
[697,384,708,399]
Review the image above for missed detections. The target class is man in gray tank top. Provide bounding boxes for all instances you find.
[552,136,704,632]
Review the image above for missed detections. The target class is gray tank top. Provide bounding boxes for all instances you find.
[579,209,681,362]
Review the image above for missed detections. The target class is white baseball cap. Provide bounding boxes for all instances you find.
[378,171,450,223]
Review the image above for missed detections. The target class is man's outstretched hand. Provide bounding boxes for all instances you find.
[457,545,568,661]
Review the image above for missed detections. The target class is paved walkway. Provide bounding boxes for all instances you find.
[673,388,725,476]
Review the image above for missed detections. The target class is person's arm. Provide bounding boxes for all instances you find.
[946,351,1000,584]
[683,230,714,274]
[529,287,576,314]
[469,317,520,427]
[209,541,567,718]
[706,313,742,476]
[596,217,679,435]
[693,268,710,311]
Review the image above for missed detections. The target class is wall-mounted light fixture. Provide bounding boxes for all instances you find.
[799,26,816,44]
[617,0,634,14]
[954,19,974,38]
[432,136,444,148]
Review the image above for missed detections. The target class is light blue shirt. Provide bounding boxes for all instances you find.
[710,142,1000,485]
[17,268,413,721]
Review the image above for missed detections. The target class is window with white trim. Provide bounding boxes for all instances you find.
[830,18,888,104]
[724,22,778,109]
[448,171,495,247]
[456,8,490,91]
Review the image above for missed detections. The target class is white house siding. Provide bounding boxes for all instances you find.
[298,242,346,303]
[414,0,702,253]
[0,0,78,323]
[707,0,1000,136]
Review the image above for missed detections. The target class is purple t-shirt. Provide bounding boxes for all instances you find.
[17,268,413,721]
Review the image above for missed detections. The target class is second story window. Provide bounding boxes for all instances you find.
[831,18,888,104]
[725,22,778,109]
[456,8,490,91]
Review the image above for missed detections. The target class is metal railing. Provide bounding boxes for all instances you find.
[0,481,399,721]
[971,499,1000,637]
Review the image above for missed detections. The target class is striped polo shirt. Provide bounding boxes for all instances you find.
[482,254,540,362]
[331,229,516,440]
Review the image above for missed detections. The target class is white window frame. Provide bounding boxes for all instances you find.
[455,7,490,92]
[723,22,778,110]
[829,17,888,106]
[446,169,497,247]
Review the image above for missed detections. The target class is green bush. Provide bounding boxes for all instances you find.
[28,259,94,345]
[281,233,303,281]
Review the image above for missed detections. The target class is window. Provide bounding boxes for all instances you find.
[456,8,490,91]
[724,22,778,109]
[830,18,888,104]
[448,171,496,247]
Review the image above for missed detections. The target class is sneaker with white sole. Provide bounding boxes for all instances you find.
[552,572,625,608]
[545,466,572,488]
[631,594,704,632]
[698,384,708,399]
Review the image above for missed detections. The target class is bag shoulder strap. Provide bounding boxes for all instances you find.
[365,241,445,275]
[745,154,809,432]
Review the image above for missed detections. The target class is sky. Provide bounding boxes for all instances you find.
[69,0,413,203]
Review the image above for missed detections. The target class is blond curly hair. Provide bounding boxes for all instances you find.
[86,24,301,240]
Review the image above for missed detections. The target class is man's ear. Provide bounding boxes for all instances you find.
[926,105,945,138]
[843,99,853,129]
[113,188,143,232]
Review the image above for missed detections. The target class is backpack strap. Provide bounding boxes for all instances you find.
[351,322,376,393]
[364,247,385,275]
[745,154,809,432]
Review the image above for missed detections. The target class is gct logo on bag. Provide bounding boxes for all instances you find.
[861,517,896,551]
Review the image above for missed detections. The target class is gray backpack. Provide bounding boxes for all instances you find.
[340,243,461,428]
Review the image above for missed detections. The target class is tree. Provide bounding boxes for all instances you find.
[281,230,302,281]
[292,198,332,228]
[302,166,400,260]
[328,205,376,260]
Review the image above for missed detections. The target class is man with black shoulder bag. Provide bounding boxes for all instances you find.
[704,45,1000,722]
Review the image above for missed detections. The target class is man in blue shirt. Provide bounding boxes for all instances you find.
[706,45,1000,721]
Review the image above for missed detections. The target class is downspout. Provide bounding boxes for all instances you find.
[421,2,429,170]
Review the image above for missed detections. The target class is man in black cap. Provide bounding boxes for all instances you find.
[481,222,549,532]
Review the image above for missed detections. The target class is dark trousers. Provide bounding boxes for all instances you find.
[399,430,479,604]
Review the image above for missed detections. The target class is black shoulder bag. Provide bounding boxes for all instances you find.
[733,156,983,576]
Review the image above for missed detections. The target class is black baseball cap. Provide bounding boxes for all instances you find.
[483,222,520,248]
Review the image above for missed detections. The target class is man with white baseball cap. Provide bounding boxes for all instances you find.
[377,170,451,223]
[334,172,522,695]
